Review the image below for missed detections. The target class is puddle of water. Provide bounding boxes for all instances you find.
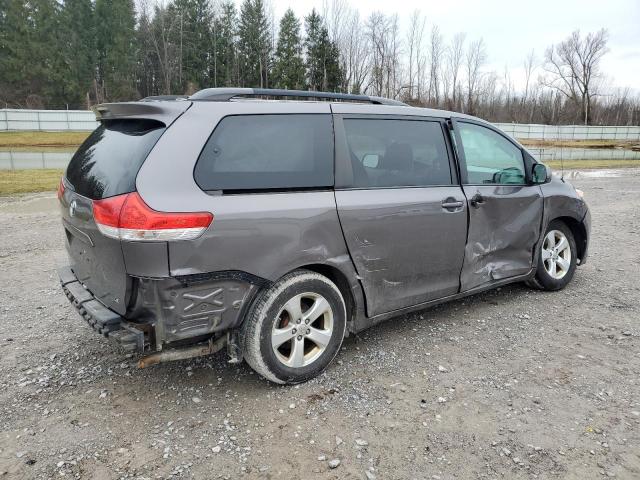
[0,151,73,170]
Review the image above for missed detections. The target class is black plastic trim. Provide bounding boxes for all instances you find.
[173,270,272,288]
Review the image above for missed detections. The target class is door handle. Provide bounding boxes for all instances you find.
[442,199,464,210]
[470,193,485,208]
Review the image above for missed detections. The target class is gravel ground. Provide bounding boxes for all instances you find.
[0,172,638,480]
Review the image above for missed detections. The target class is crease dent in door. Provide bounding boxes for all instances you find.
[336,188,467,316]
[462,188,542,287]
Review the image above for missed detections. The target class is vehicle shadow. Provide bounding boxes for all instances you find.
[140,280,538,393]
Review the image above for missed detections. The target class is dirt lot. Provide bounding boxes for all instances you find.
[0,172,638,480]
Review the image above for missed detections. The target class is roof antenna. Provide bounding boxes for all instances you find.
[560,143,565,182]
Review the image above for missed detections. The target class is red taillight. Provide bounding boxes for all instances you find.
[57,177,65,201]
[92,193,128,227]
[92,192,213,241]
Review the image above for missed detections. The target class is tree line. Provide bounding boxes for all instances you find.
[1,0,638,126]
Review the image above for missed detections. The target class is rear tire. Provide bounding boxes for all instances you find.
[528,220,577,291]
[240,270,347,385]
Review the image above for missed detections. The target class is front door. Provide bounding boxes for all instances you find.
[334,116,468,316]
[452,120,544,292]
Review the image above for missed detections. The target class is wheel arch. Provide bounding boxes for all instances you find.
[549,216,587,264]
[294,263,359,334]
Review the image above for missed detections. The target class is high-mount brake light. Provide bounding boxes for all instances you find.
[92,192,213,241]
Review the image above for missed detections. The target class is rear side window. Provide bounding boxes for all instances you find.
[65,119,165,199]
[194,114,334,192]
[343,119,452,188]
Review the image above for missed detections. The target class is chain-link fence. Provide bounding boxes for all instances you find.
[2,109,639,170]
[494,123,640,166]
[494,123,640,141]
[0,109,98,131]
[2,110,640,138]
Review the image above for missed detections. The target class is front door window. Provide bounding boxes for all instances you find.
[458,122,525,185]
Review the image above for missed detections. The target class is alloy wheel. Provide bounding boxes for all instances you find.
[271,292,334,368]
[542,229,572,280]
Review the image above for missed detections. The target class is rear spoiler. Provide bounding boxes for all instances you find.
[92,101,191,125]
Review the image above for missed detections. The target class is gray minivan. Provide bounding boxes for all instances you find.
[57,88,590,384]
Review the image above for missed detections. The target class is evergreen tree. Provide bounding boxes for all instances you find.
[237,0,271,88]
[95,0,137,102]
[149,2,183,95]
[304,9,323,91]
[6,0,64,107]
[272,9,305,90]
[323,34,343,92]
[0,0,31,106]
[135,8,157,98]
[59,0,95,107]
[304,9,343,92]
[213,1,238,87]
[170,0,213,92]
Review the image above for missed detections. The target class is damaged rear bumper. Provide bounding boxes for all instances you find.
[57,266,263,356]
[58,266,145,352]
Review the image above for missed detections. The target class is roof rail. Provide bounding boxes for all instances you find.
[188,88,407,106]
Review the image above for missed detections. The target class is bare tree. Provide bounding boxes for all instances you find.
[322,0,349,45]
[522,50,536,105]
[520,50,537,122]
[427,25,443,106]
[405,10,425,100]
[465,38,486,115]
[387,14,401,98]
[366,12,401,98]
[341,11,370,94]
[414,18,427,101]
[500,65,514,121]
[139,0,182,95]
[444,33,465,110]
[541,29,609,124]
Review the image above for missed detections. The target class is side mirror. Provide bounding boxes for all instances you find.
[362,153,380,168]
[532,163,551,184]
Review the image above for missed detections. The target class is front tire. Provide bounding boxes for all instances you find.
[240,270,347,384]
[529,220,577,291]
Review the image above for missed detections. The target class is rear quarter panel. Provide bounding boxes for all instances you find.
[136,101,356,282]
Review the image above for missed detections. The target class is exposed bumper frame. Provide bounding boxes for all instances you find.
[57,266,258,364]
[58,266,145,352]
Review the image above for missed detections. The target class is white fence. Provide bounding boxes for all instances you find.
[494,123,640,141]
[0,109,98,131]
[1,109,640,140]
[0,150,73,170]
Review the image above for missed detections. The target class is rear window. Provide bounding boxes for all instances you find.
[65,119,165,199]
[194,114,334,192]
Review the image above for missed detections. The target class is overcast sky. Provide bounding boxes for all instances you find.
[267,0,640,92]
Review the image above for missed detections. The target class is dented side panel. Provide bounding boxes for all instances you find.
[335,187,468,316]
[537,175,590,264]
[165,190,351,281]
[460,185,543,291]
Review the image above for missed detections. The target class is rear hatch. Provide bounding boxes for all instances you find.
[60,117,168,314]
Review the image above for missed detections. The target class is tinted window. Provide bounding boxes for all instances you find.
[194,114,333,192]
[65,119,165,199]
[458,122,525,184]
[343,119,451,188]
